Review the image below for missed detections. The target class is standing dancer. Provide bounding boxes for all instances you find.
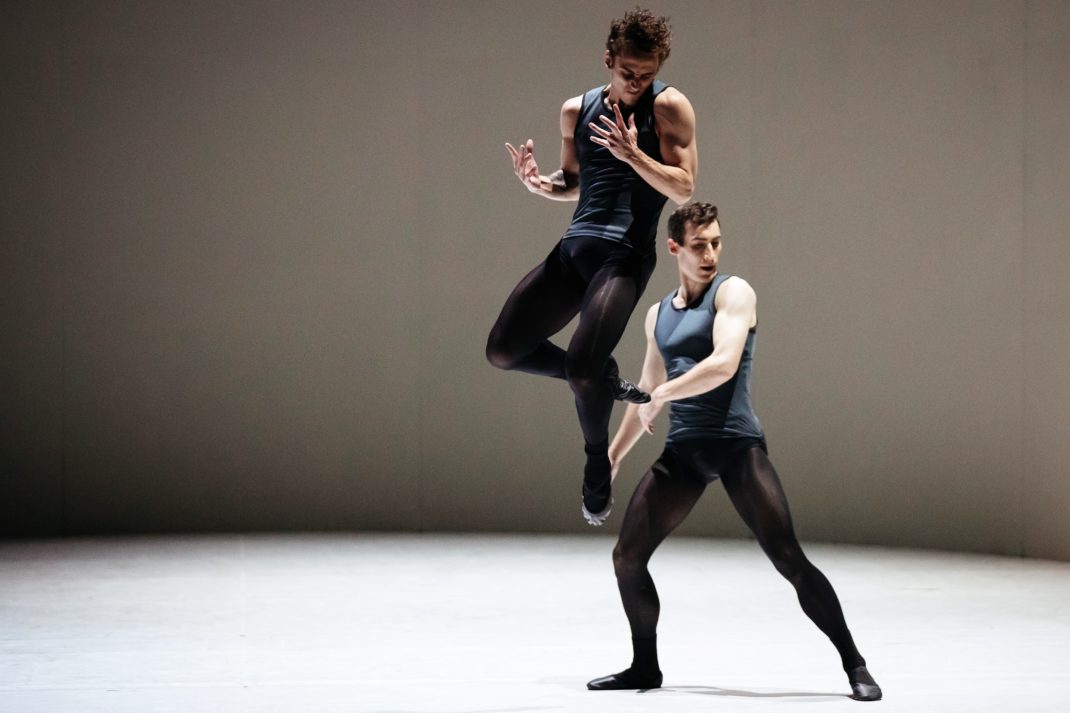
[486,8,697,525]
[587,203,882,701]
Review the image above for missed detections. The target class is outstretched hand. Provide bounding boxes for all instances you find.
[588,103,639,163]
[505,139,542,192]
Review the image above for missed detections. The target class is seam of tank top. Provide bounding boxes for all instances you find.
[649,81,670,154]
[708,274,730,314]
[574,86,602,154]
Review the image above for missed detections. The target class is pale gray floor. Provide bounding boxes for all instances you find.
[1,533,1068,713]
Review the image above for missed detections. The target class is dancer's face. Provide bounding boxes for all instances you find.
[603,49,660,106]
[669,220,722,283]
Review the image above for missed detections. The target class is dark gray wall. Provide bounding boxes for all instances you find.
[2,1,1067,560]
[1023,0,1070,560]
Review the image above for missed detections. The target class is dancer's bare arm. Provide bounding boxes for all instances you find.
[504,97,581,202]
[587,88,696,204]
[638,278,755,432]
[608,303,667,477]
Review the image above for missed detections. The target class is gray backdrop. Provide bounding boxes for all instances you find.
[2,1,1068,560]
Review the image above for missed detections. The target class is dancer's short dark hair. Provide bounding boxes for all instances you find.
[606,7,672,64]
[668,202,719,244]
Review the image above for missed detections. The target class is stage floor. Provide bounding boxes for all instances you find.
[1,533,1067,712]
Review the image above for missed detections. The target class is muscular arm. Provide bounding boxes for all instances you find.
[650,278,756,404]
[608,304,667,475]
[589,88,697,205]
[641,88,697,204]
[505,97,581,202]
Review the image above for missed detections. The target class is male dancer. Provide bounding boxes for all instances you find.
[587,203,882,702]
[486,8,697,526]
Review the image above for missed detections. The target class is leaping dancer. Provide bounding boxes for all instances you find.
[486,8,697,525]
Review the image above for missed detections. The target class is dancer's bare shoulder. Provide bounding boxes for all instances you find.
[644,302,660,338]
[560,95,583,135]
[652,87,696,134]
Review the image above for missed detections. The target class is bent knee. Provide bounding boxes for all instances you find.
[565,359,604,396]
[612,542,647,577]
[485,333,517,371]
[486,344,514,371]
[768,545,808,580]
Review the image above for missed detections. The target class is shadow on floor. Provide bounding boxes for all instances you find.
[368,708,560,713]
[653,685,846,700]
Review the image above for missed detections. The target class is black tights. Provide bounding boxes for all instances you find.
[613,444,865,673]
[485,240,651,453]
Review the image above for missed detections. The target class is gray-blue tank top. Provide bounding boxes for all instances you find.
[654,273,764,442]
[562,80,670,253]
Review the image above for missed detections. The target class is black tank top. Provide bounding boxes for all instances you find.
[562,80,670,253]
[654,273,764,443]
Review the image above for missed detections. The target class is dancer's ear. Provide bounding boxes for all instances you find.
[604,50,613,69]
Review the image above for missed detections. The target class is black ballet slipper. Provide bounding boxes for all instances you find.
[581,492,613,526]
[605,359,651,404]
[581,445,613,526]
[587,667,663,691]
[848,665,882,702]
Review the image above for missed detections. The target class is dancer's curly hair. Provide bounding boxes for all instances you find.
[668,203,718,244]
[606,7,672,64]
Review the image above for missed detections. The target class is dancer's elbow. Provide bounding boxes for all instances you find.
[673,181,695,205]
